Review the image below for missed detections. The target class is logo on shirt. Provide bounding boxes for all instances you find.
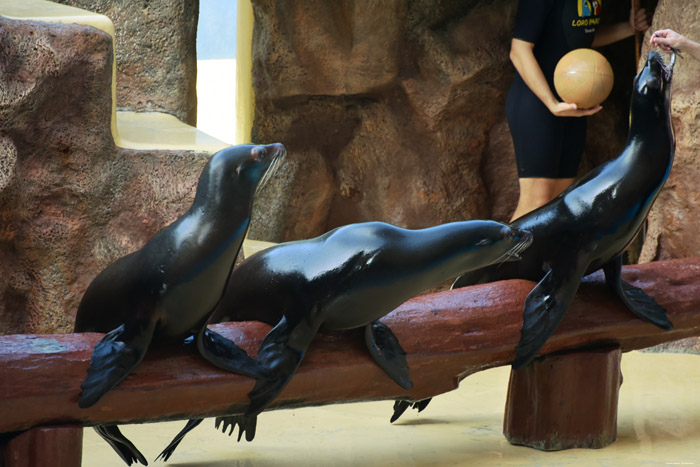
[573,0,601,27]
[580,0,602,17]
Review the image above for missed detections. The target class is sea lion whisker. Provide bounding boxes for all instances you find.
[255,153,283,196]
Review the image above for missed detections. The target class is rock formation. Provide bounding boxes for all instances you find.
[248,0,636,242]
[0,17,206,334]
[638,0,700,263]
[55,0,199,125]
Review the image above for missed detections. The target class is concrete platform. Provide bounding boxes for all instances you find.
[83,351,700,466]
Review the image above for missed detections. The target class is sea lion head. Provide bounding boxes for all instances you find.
[198,143,286,204]
[497,223,533,262]
[634,50,674,101]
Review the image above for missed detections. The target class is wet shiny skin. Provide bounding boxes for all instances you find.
[451,52,675,370]
[213,220,532,330]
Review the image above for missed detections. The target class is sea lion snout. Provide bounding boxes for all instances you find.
[637,51,673,96]
[501,226,533,261]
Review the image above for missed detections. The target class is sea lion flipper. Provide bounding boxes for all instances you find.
[390,398,432,423]
[513,265,585,369]
[79,322,153,408]
[246,316,310,416]
[215,414,258,442]
[603,256,673,330]
[155,418,203,463]
[94,425,148,466]
[197,327,266,379]
[364,322,413,389]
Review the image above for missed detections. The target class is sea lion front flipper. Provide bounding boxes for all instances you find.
[364,321,413,390]
[155,418,203,463]
[246,316,315,416]
[197,327,266,379]
[215,414,258,442]
[79,322,154,408]
[390,398,432,423]
[513,263,586,370]
[602,256,673,330]
[94,425,148,466]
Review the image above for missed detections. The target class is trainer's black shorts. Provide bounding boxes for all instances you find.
[506,78,586,179]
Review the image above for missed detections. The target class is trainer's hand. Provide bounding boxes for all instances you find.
[549,102,603,117]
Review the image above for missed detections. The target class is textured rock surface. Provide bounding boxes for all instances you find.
[55,0,199,125]
[248,0,636,241]
[0,17,207,334]
[638,1,700,263]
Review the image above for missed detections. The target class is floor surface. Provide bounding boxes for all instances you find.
[83,351,700,466]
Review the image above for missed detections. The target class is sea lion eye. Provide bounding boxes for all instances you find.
[251,147,266,161]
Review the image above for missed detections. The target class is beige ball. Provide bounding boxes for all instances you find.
[554,48,614,109]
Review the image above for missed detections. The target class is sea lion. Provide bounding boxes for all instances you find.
[391,50,676,423]
[74,143,285,465]
[156,219,533,461]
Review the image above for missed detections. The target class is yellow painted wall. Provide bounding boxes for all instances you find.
[236,0,254,144]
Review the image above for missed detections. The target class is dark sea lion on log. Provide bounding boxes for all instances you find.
[157,219,533,461]
[74,143,285,465]
[392,50,677,422]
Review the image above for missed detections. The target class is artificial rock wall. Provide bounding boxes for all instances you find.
[638,0,700,263]
[55,0,199,125]
[247,0,637,242]
[0,17,206,334]
[1,0,698,338]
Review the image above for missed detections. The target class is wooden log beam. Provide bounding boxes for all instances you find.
[1,258,700,434]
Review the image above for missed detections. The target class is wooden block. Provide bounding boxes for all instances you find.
[4,425,83,467]
[503,346,622,450]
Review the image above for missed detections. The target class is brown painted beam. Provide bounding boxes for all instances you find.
[1,258,699,434]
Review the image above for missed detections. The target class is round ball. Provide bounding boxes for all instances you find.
[554,48,614,109]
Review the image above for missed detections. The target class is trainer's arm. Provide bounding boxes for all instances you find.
[593,7,650,47]
[509,39,601,116]
[651,29,700,61]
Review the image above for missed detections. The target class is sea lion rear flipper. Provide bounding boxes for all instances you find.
[603,256,673,330]
[197,327,266,379]
[365,321,413,389]
[246,316,313,416]
[155,418,203,463]
[215,414,258,442]
[513,264,586,370]
[390,398,432,423]
[79,322,154,408]
[94,425,148,466]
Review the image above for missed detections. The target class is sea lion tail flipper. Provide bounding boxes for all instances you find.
[94,425,148,466]
[603,257,673,330]
[215,414,258,442]
[197,327,266,379]
[247,316,316,416]
[155,419,203,463]
[513,265,584,370]
[79,322,153,408]
[390,398,432,423]
[365,322,412,389]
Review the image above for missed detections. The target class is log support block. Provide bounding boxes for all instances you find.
[3,425,83,467]
[503,345,622,451]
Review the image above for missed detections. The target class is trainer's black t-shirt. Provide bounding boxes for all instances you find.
[513,0,601,87]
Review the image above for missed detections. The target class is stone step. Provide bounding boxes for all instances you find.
[0,0,228,153]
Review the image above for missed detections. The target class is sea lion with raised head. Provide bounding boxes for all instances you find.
[74,143,285,465]
[157,219,533,461]
[392,50,677,423]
